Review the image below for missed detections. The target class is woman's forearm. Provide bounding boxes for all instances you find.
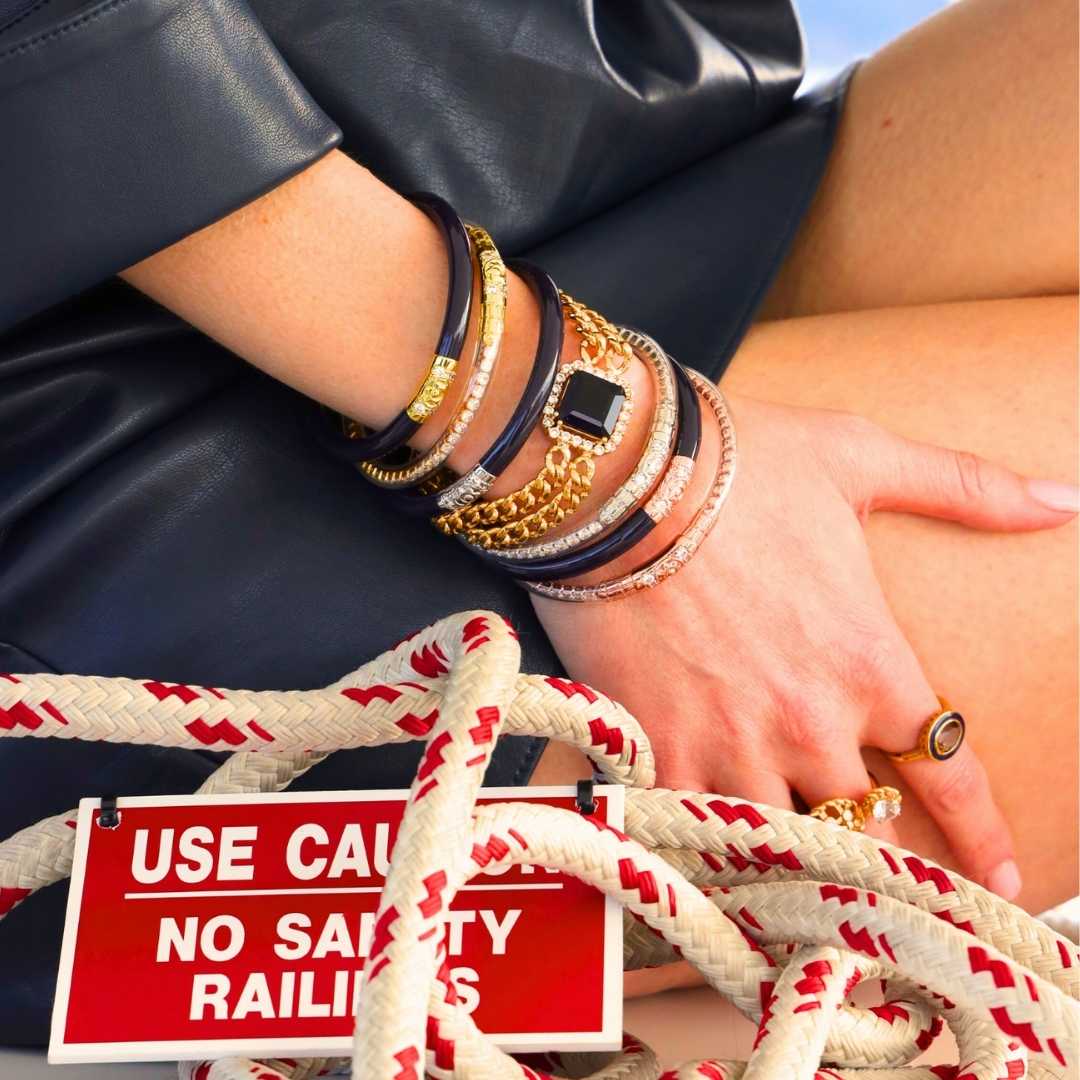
[121,150,653,504]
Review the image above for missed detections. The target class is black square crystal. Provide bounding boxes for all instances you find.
[556,371,625,440]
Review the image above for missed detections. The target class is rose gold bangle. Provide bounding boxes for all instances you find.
[525,369,735,602]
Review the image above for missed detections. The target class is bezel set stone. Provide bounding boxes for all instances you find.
[541,359,633,456]
[928,712,965,761]
[528,370,738,602]
[497,341,677,561]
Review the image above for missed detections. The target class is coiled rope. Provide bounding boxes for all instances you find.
[1,610,1076,1079]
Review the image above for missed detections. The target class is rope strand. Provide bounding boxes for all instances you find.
[1,610,1075,1079]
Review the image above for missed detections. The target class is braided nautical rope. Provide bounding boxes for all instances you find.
[1,610,1076,1080]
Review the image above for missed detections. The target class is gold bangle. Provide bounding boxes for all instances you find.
[434,294,635,548]
[405,354,459,423]
[359,224,507,488]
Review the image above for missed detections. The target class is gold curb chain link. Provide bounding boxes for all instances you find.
[434,294,628,549]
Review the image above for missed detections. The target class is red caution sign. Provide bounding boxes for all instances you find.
[49,787,623,1064]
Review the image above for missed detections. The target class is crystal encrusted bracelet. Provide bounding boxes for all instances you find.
[492,327,682,562]
[477,355,701,581]
[526,368,736,601]
[433,293,635,549]
[380,260,562,517]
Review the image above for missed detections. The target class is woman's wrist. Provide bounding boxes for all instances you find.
[440,305,656,508]
[415,267,539,477]
[123,149,664,569]
[123,151,457,435]
[549,381,726,588]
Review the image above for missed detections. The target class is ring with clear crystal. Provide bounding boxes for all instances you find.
[861,784,903,825]
[809,797,867,832]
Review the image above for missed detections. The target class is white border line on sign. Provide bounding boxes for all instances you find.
[124,883,565,899]
[49,785,625,1064]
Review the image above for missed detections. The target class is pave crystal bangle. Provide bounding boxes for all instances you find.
[474,328,691,571]
[493,326,679,561]
[359,223,507,488]
[317,192,473,464]
[381,260,562,517]
[476,353,702,581]
[526,368,736,602]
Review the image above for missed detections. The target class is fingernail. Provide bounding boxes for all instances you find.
[1027,479,1080,513]
[986,859,1022,901]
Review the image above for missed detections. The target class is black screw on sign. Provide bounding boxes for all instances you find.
[97,794,120,830]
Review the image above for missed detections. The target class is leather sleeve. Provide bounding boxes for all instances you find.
[0,0,342,333]
[248,0,804,253]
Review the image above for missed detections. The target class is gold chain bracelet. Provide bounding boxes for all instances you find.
[435,444,596,548]
[434,293,635,549]
[560,292,634,375]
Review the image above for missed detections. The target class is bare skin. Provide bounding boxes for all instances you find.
[728,297,1078,913]
[620,301,1077,998]
[749,0,1079,909]
[619,0,1080,1001]
[123,0,1077,939]
[537,0,1079,917]
[760,0,1078,319]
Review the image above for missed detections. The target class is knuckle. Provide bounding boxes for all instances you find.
[925,753,984,815]
[833,409,881,444]
[950,450,991,504]
[773,687,836,755]
[842,626,901,696]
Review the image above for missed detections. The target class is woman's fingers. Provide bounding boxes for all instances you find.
[838,417,1078,529]
[895,743,1019,899]
[711,764,796,812]
[792,743,900,845]
[624,961,706,999]
[870,657,1019,899]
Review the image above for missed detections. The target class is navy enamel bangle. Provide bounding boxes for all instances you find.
[316,192,473,464]
[477,353,702,581]
[382,259,563,517]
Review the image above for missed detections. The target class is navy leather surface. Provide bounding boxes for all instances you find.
[0,0,850,1044]
[0,0,342,331]
[250,0,805,252]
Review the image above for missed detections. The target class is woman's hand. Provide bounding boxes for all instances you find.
[533,391,1077,900]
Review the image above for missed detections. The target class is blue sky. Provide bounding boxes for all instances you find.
[799,0,949,88]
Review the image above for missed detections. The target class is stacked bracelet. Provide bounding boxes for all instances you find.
[493,327,683,560]
[382,260,562,517]
[317,192,472,464]
[473,333,700,579]
[526,369,737,602]
[360,223,508,488]
[312,191,733,601]
[432,293,636,549]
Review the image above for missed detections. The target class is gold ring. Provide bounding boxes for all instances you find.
[888,696,966,764]
[809,797,866,832]
[861,784,903,825]
[810,785,903,832]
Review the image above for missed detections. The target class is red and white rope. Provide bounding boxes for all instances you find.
[2,609,1076,1080]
